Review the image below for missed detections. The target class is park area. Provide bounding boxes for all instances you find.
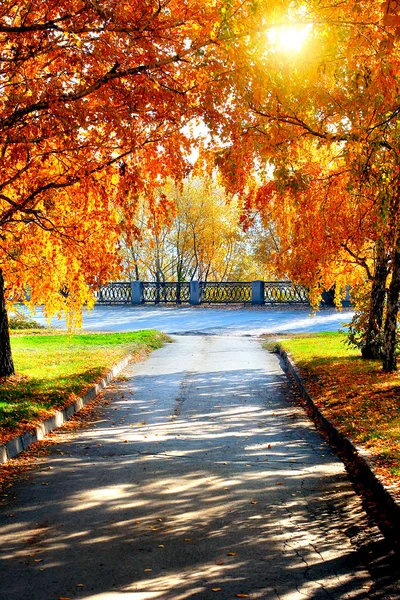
[2,308,400,489]
[1,1,400,599]
[1,308,400,598]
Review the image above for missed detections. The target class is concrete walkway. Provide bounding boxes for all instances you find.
[0,336,381,599]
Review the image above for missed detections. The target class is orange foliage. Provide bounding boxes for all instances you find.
[2,0,400,324]
[0,0,265,322]
[211,1,400,308]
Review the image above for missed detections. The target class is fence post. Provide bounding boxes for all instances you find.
[131,281,143,304]
[190,281,201,305]
[251,280,264,305]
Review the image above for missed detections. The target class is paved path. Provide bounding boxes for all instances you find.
[26,305,353,335]
[0,336,381,599]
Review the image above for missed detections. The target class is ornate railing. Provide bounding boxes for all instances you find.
[95,281,131,304]
[94,280,311,305]
[142,282,190,304]
[264,281,309,304]
[201,282,252,304]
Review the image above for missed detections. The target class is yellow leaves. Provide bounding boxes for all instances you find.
[4,178,124,328]
[123,176,261,284]
[212,588,248,596]
[0,0,392,350]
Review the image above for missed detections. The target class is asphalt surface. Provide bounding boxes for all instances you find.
[26,304,353,335]
[0,335,391,600]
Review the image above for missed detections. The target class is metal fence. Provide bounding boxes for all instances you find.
[264,281,309,304]
[201,282,252,304]
[142,282,190,304]
[95,281,131,304]
[96,281,309,304]
[94,280,310,305]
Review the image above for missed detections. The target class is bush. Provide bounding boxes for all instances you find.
[8,310,44,330]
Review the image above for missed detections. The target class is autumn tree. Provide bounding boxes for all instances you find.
[0,0,272,377]
[210,1,400,370]
[4,0,399,378]
[121,176,266,283]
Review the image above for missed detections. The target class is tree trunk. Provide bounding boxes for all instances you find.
[382,245,400,372]
[0,268,15,378]
[361,244,389,359]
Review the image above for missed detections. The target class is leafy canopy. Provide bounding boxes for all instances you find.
[0,0,271,321]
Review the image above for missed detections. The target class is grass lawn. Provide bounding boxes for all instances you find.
[0,329,170,443]
[268,332,400,486]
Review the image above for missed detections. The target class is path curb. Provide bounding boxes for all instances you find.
[0,353,133,464]
[277,345,400,535]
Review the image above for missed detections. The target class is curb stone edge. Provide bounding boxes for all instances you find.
[277,345,400,532]
[0,353,133,464]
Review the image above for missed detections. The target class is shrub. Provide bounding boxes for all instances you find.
[8,310,44,330]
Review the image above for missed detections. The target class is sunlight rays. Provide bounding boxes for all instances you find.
[267,24,313,53]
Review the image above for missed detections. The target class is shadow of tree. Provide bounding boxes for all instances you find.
[0,361,398,599]
[0,368,105,429]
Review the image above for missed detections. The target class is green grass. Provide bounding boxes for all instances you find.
[1,330,170,440]
[269,332,400,483]
[268,331,359,362]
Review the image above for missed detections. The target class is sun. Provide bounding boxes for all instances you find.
[267,24,312,53]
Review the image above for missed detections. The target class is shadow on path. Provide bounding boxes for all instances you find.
[0,337,396,599]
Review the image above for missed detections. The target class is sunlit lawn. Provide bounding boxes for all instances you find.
[0,330,170,442]
[269,332,400,481]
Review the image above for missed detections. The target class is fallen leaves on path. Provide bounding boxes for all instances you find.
[0,389,109,491]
